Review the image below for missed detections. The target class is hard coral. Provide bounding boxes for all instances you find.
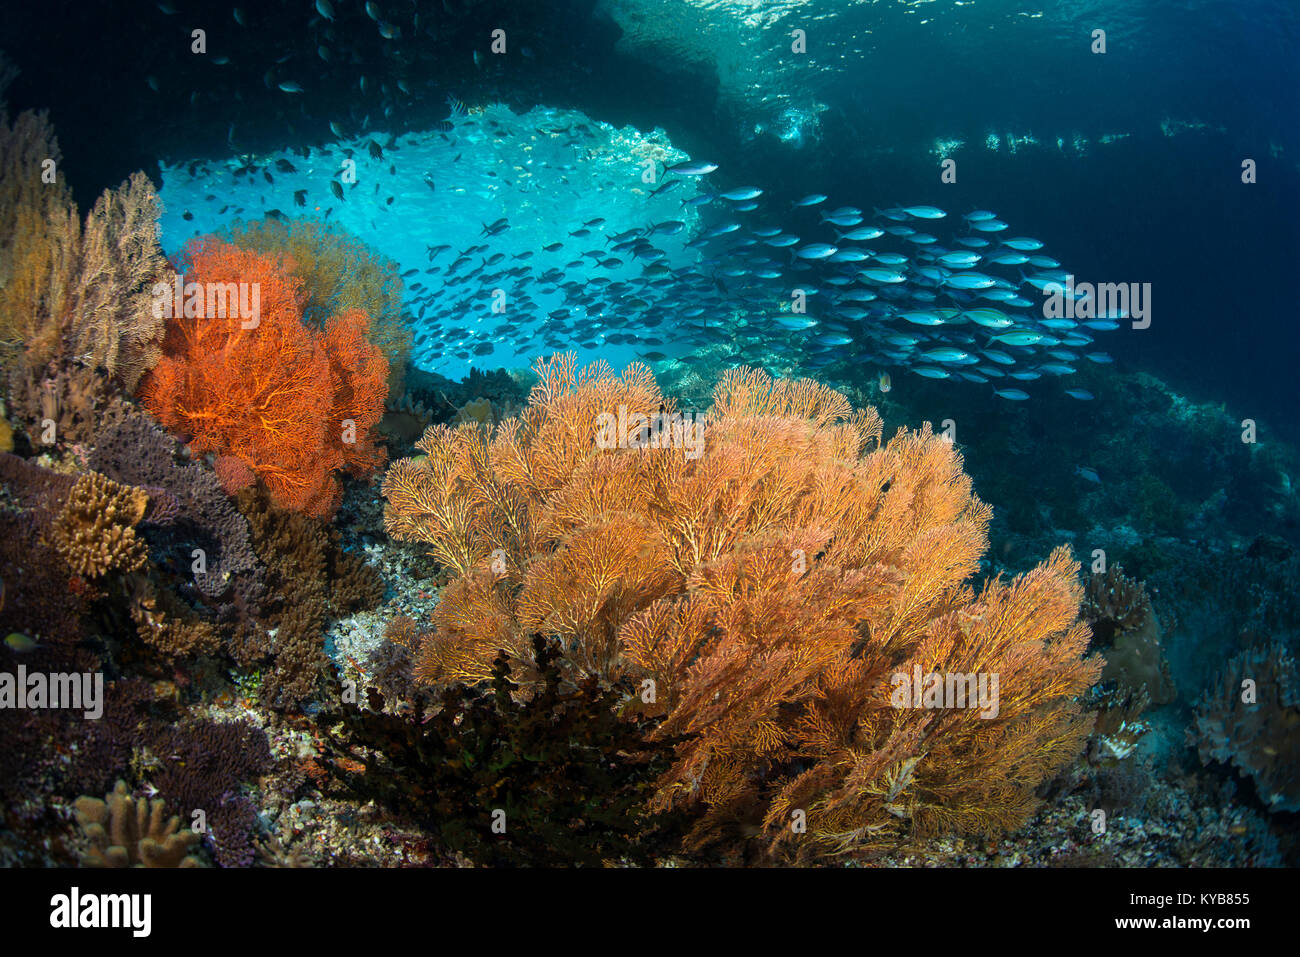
[89,411,261,602]
[237,488,384,708]
[1193,644,1300,813]
[137,240,388,519]
[324,636,688,866]
[52,471,149,579]
[1084,564,1176,704]
[382,355,1101,858]
[73,780,205,867]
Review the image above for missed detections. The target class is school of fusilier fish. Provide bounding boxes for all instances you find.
[161,96,1120,401]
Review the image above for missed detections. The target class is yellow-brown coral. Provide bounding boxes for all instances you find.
[220,217,412,392]
[0,113,168,392]
[383,355,1101,857]
[127,574,222,657]
[52,471,149,579]
[73,780,204,867]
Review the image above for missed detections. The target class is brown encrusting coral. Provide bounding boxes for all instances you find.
[382,355,1101,858]
[73,780,205,868]
[1083,564,1176,703]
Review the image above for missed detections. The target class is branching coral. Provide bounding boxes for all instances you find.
[52,471,149,580]
[237,488,384,707]
[73,780,205,867]
[137,240,388,519]
[0,108,167,392]
[323,635,689,866]
[220,217,412,391]
[151,720,271,867]
[382,355,1101,858]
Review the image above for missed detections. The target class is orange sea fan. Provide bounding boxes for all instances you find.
[382,354,1101,857]
[138,240,388,519]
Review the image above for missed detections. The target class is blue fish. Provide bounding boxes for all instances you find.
[666,160,719,176]
[795,243,838,260]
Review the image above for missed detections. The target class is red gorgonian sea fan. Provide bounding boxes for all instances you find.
[138,240,388,519]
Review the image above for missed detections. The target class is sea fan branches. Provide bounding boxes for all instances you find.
[382,355,1100,858]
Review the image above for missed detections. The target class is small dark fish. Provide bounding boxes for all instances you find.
[293,189,307,207]
[367,140,383,159]
[330,181,344,201]
[275,159,297,173]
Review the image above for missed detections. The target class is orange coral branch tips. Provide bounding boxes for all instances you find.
[138,240,388,519]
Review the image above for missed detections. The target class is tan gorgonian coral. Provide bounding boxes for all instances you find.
[74,780,205,867]
[0,109,167,391]
[52,471,149,579]
[383,355,1101,856]
[220,217,412,391]
[0,110,71,293]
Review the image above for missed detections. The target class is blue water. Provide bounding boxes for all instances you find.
[2,0,1296,419]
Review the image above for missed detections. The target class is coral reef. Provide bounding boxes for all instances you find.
[220,217,412,390]
[237,488,384,707]
[51,471,149,580]
[1193,644,1300,813]
[88,410,260,602]
[138,240,388,519]
[323,636,689,866]
[1083,564,1176,704]
[381,355,1101,858]
[1,108,167,397]
[73,780,204,868]
[151,720,272,867]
